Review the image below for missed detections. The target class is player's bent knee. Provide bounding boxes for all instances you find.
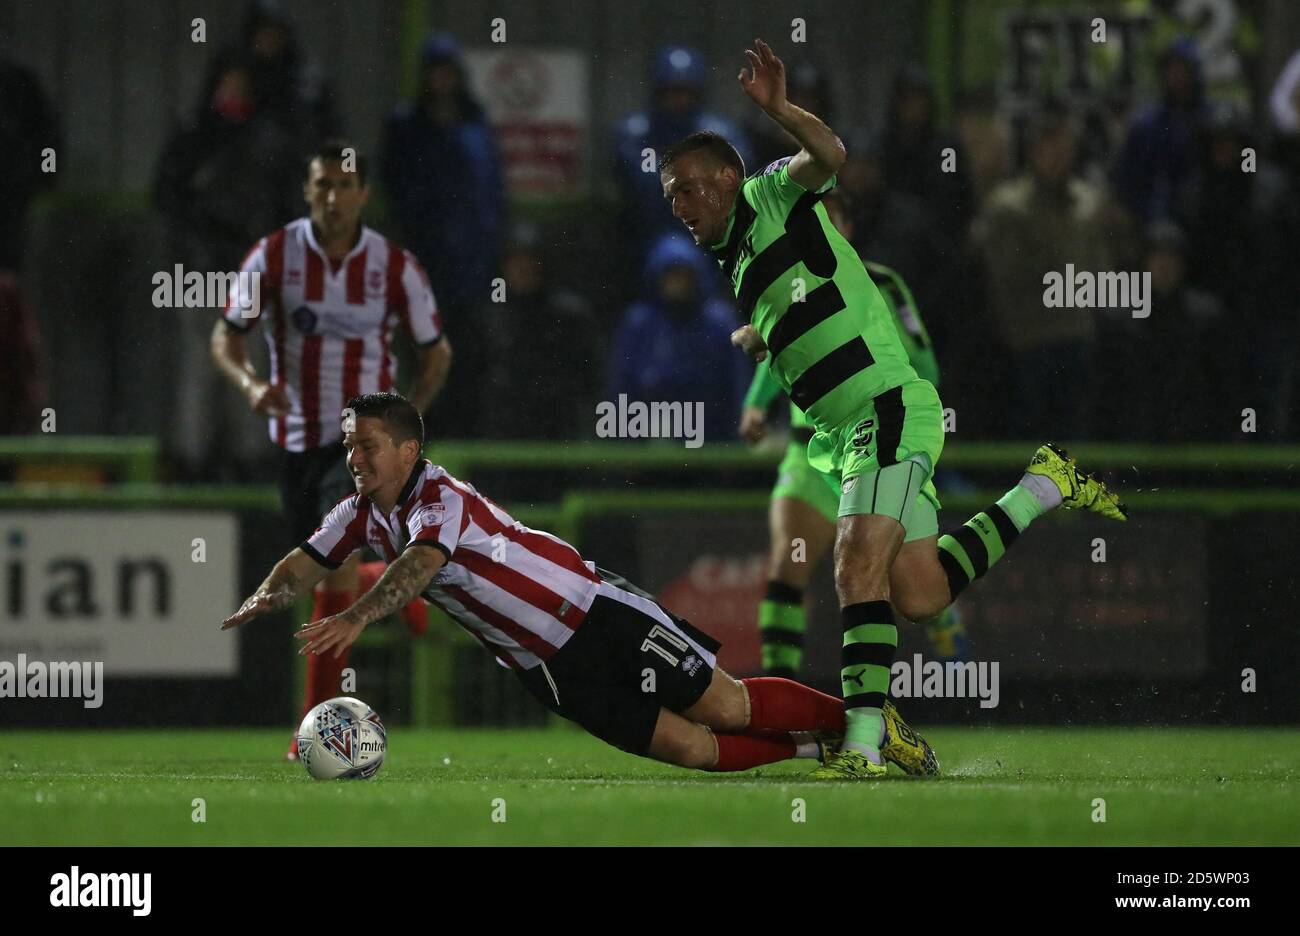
[895,592,942,623]
[647,712,716,769]
[682,670,747,733]
[891,579,943,621]
[891,555,951,620]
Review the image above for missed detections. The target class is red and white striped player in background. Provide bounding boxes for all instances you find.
[212,141,453,758]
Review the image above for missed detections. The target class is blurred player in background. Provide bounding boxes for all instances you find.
[662,39,1126,780]
[740,191,968,679]
[221,392,938,776]
[211,142,452,758]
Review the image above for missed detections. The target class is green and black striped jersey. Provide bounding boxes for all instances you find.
[711,157,918,433]
[744,261,940,433]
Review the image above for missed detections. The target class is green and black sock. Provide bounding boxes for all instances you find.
[759,581,806,677]
[840,600,897,759]
[935,493,1033,601]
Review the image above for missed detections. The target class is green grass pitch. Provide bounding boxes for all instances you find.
[3,726,1297,845]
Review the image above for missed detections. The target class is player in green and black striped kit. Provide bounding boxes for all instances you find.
[740,209,968,677]
[660,39,1127,780]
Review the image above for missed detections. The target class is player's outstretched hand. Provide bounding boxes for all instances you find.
[220,592,278,630]
[295,612,367,659]
[739,405,768,443]
[739,38,786,113]
[731,324,769,362]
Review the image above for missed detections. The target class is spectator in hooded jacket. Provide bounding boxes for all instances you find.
[381,33,506,438]
[612,46,751,301]
[234,0,341,148]
[1112,37,1209,224]
[608,232,745,445]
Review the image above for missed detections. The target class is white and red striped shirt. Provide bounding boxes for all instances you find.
[223,218,443,452]
[303,460,602,670]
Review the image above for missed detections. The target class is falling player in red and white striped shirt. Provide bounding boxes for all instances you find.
[220,393,894,773]
[211,143,453,758]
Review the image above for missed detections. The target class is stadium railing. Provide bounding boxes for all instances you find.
[0,436,158,483]
[4,437,1297,728]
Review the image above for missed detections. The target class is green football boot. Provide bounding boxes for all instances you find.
[808,749,888,780]
[1026,443,1128,521]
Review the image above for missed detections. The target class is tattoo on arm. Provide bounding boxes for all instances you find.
[253,566,302,612]
[347,550,440,625]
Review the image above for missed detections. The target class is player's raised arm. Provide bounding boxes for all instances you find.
[739,38,845,191]
[294,544,446,657]
[220,547,330,630]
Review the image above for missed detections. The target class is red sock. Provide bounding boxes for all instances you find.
[740,677,846,734]
[358,561,428,636]
[299,590,354,718]
[357,561,384,594]
[709,733,797,772]
[402,598,429,637]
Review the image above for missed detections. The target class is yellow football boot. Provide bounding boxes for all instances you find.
[881,700,940,776]
[1026,443,1128,521]
[808,749,888,781]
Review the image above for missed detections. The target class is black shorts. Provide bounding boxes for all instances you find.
[278,442,355,544]
[515,570,722,756]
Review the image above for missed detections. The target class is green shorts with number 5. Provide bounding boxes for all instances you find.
[806,377,945,539]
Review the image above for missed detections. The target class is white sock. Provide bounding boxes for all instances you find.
[794,741,820,759]
[1018,471,1063,511]
[837,717,888,761]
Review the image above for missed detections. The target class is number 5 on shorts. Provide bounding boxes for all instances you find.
[641,624,689,666]
[852,417,875,452]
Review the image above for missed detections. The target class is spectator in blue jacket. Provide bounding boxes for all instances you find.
[612,46,751,301]
[381,33,506,438]
[1112,37,1208,224]
[608,233,744,445]
[381,33,505,309]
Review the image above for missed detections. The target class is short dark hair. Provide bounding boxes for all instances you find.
[346,392,424,446]
[658,130,745,177]
[308,139,369,185]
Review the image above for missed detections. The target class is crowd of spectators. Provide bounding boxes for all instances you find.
[4,12,1299,473]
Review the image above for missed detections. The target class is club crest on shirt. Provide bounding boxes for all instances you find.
[413,503,445,531]
[291,305,318,333]
[366,269,384,299]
